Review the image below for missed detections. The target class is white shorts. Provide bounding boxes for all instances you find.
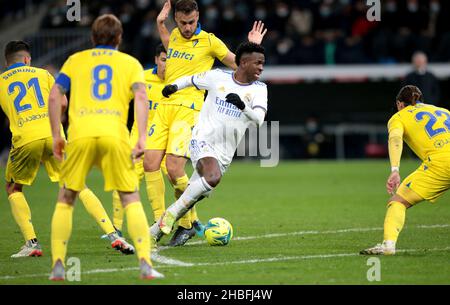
[189,139,229,175]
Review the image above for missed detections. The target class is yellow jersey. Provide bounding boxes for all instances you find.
[163,24,229,110]
[130,67,164,138]
[0,63,54,148]
[56,46,145,143]
[388,103,450,161]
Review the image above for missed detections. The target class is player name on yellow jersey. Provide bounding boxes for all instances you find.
[388,103,450,160]
[0,63,54,148]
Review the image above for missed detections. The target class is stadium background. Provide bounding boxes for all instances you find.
[1,0,450,161]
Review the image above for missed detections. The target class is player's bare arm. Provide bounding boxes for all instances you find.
[157,0,172,50]
[61,95,68,114]
[221,52,238,71]
[221,21,267,70]
[132,82,149,159]
[387,126,404,194]
[386,171,401,195]
[248,21,267,45]
[48,84,66,161]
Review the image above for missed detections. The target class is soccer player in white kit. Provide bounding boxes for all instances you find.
[150,42,267,238]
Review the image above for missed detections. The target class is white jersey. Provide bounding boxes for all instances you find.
[190,69,268,166]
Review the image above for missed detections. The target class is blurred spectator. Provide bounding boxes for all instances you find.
[287,5,313,36]
[30,0,450,67]
[296,35,323,64]
[336,36,367,64]
[302,115,325,158]
[402,51,440,105]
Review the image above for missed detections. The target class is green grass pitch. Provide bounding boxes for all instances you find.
[0,160,449,284]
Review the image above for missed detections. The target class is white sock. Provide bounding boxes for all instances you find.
[166,176,213,221]
[383,240,396,249]
[149,175,213,238]
[150,221,161,238]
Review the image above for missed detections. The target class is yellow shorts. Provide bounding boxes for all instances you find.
[5,137,60,185]
[146,104,198,158]
[60,137,138,192]
[129,131,168,183]
[397,154,450,203]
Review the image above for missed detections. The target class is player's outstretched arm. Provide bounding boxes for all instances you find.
[221,52,238,71]
[221,22,267,70]
[225,93,266,127]
[248,21,267,45]
[163,71,215,97]
[161,77,191,97]
[386,171,401,195]
[386,126,404,194]
[157,0,172,50]
[162,84,179,98]
[132,82,149,159]
[48,84,66,161]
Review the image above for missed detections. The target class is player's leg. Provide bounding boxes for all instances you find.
[144,149,166,221]
[154,157,221,236]
[165,153,197,245]
[6,140,45,258]
[42,136,131,253]
[108,157,149,250]
[165,109,202,245]
[112,190,124,232]
[360,190,421,255]
[79,187,134,254]
[143,105,168,228]
[6,182,42,258]
[101,136,163,279]
[79,188,116,236]
[49,186,78,281]
[119,191,163,279]
[49,138,95,280]
[360,161,447,255]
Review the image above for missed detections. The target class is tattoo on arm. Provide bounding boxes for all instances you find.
[56,84,67,95]
[132,82,146,93]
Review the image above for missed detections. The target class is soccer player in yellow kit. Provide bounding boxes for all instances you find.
[145,0,267,246]
[0,41,132,258]
[361,85,450,255]
[48,15,163,280]
[111,44,168,232]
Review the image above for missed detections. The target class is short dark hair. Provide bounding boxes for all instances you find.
[5,40,30,63]
[175,0,198,14]
[396,85,424,105]
[155,43,166,57]
[91,14,123,47]
[235,42,265,66]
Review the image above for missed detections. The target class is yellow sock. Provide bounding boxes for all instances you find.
[51,202,74,267]
[383,201,407,242]
[79,188,116,235]
[190,206,199,223]
[174,175,192,229]
[145,170,166,222]
[125,202,151,265]
[8,192,36,241]
[112,191,124,231]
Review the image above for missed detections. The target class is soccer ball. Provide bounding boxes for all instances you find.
[204,217,233,246]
